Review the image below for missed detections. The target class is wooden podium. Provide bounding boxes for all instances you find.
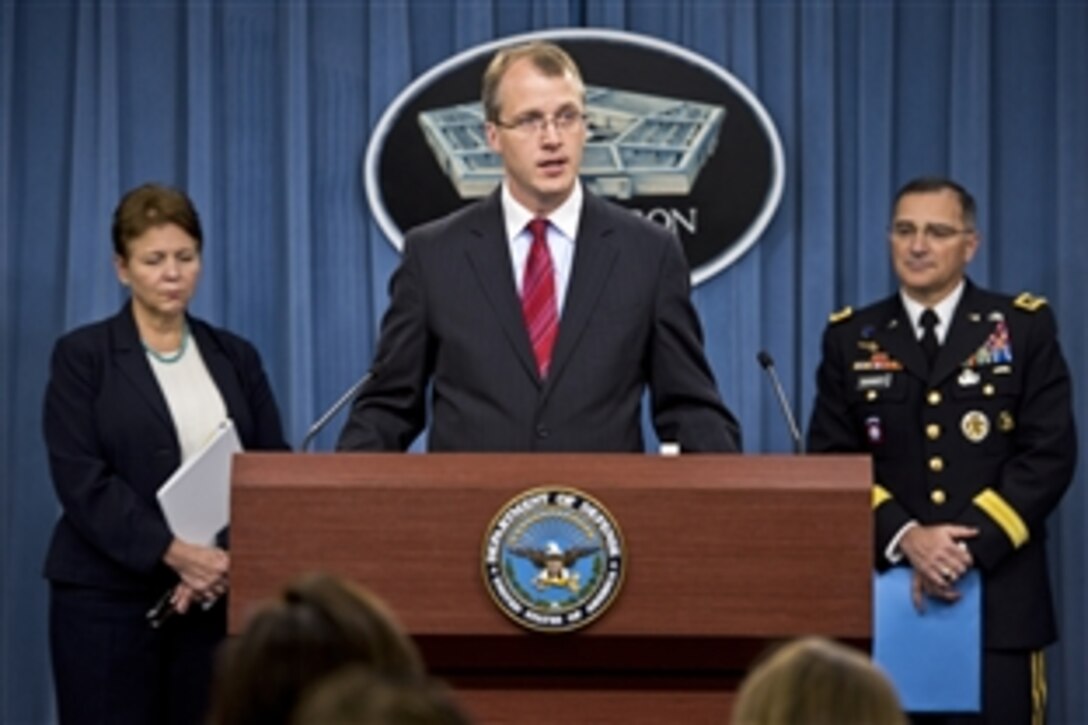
[229,453,871,724]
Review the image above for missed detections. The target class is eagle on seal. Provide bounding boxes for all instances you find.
[508,540,600,592]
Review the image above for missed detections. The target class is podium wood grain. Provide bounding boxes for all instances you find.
[230,453,872,723]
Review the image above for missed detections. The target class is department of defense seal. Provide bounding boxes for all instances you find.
[482,487,625,633]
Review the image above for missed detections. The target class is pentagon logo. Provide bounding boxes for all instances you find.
[366,28,784,285]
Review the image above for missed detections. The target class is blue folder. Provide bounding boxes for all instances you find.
[873,568,981,713]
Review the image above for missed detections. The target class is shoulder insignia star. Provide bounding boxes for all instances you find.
[1013,292,1047,312]
[828,306,854,324]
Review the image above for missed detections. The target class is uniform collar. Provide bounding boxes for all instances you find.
[900,279,965,344]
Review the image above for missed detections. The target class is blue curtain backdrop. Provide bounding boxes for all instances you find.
[2,1,1085,721]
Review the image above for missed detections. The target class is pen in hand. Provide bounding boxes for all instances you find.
[146,588,177,629]
[146,585,218,629]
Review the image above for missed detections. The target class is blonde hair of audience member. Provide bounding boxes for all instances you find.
[291,666,474,725]
[731,637,906,725]
[209,572,425,725]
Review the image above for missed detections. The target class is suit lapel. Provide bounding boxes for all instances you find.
[109,304,175,429]
[190,322,247,426]
[463,192,541,383]
[545,193,618,388]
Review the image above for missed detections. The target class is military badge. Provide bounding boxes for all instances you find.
[865,416,883,445]
[957,368,980,387]
[829,306,853,324]
[965,320,1013,367]
[853,350,902,372]
[857,374,892,391]
[961,410,990,443]
[988,321,1012,363]
[998,411,1015,433]
[1013,292,1047,312]
[871,352,902,371]
[483,488,625,633]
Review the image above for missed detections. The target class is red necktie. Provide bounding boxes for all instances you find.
[522,218,558,378]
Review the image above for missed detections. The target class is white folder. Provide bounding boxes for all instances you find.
[156,419,242,544]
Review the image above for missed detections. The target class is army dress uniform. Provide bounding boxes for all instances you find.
[807,280,1076,722]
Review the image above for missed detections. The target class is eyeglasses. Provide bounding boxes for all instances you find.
[493,108,586,135]
[890,222,974,242]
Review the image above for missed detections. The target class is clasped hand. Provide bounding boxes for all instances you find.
[163,538,230,614]
[899,523,977,612]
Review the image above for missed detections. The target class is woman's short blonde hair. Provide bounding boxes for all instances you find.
[731,637,906,725]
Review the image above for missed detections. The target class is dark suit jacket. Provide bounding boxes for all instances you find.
[807,281,1076,649]
[338,189,740,453]
[43,302,288,592]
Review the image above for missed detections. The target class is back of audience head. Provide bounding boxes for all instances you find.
[291,666,474,725]
[209,572,425,725]
[731,636,906,725]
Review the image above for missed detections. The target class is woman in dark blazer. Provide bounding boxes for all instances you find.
[42,183,289,724]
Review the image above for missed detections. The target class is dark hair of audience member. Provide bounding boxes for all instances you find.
[208,572,425,725]
[290,666,474,725]
[731,636,906,725]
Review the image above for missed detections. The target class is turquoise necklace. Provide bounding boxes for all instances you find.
[143,324,190,364]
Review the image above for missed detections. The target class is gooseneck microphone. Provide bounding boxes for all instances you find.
[299,366,379,452]
[757,351,804,454]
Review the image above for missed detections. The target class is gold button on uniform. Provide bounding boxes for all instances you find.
[866,390,878,402]
[926,423,941,440]
[983,383,995,396]
[927,390,942,406]
[929,456,944,473]
[931,488,947,505]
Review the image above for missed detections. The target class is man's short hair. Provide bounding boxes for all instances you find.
[893,176,977,228]
[481,41,585,123]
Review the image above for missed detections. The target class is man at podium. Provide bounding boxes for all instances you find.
[337,40,740,454]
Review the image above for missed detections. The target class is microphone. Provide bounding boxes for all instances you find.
[757,351,804,454]
[299,366,378,451]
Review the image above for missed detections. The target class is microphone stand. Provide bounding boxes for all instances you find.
[757,350,804,454]
[299,368,377,451]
